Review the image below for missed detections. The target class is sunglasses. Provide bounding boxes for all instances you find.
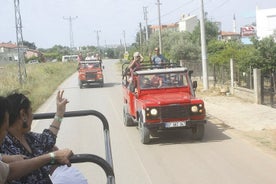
[20,95,27,105]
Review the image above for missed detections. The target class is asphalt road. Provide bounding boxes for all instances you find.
[32,59,276,184]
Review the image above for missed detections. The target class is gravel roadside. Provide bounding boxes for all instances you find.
[196,91,276,157]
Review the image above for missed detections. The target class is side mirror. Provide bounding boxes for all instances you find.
[192,81,197,90]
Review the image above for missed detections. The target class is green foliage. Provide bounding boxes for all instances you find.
[21,40,37,50]
[191,20,219,45]
[0,62,77,111]
[251,36,276,71]
[169,32,200,61]
[208,40,256,69]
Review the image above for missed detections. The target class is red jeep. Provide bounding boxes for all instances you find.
[122,63,206,144]
[78,59,104,88]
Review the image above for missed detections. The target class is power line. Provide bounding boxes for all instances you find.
[199,0,209,90]
[143,6,149,41]
[94,30,101,51]
[63,16,78,49]
[14,0,26,85]
[156,0,162,54]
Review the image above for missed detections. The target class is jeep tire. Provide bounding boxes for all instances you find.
[79,81,83,89]
[139,115,150,144]
[191,124,204,140]
[123,105,133,126]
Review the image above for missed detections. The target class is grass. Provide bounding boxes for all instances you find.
[0,62,78,111]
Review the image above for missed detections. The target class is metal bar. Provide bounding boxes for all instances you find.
[33,110,115,183]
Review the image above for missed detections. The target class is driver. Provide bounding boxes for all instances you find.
[150,75,162,88]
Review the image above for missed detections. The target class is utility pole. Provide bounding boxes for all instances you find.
[233,14,236,33]
[14,0,26,85]
[63,16,78,50]
[123,30,127,53]
[199,0,209,90]
[156,0,162,54]
[94,30,101,52]
[139,22,142,50]
[143,6,149,41]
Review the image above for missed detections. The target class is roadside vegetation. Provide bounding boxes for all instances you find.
[0,62,77,111]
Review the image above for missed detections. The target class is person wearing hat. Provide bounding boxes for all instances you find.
[127,52,144,91]
[128,52,144,71]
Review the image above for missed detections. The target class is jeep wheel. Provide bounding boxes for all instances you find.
[150,130,159,137]
[191,124,205,140]
[123,105,133,126]
[79,81,83,89]
[139,116,150,144]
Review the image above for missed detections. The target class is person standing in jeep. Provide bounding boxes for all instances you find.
[151,47,168,66]
[128,52,143,72]
[127,52,143,89]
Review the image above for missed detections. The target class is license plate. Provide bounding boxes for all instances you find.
[165,121,186,128]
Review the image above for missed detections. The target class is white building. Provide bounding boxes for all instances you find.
[178,14,197,33]
[256,7,276,39]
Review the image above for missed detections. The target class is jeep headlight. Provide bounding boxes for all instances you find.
[150,108,158,116]
[191,105,199,113]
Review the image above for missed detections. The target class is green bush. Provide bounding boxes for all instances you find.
[0,62,77,111]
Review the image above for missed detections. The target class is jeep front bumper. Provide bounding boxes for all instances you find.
[144,119,206,130]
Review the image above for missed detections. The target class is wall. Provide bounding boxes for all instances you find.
[256,7,276,39]
[230,68,261,104]
[232,87,255,103]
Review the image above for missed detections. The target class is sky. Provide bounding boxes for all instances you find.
[1,0,276,49]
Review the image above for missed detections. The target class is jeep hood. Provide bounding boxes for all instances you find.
[139,92,192,106]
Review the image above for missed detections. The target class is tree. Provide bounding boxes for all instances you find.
[251,36,276,71]
[21,40,37,50]
[191,20,219,45]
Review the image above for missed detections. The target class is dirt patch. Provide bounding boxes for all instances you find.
[197,87,276,158]
[238,129,276,157]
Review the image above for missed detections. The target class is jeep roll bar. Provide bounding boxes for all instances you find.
[121,62,180,76]
[33,110,115,184]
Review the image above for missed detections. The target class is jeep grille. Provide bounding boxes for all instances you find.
[86,72,97,79]
[147,105,190,121]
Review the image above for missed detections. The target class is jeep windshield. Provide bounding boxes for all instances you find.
[79,61,100,69]
[136,68,188,89]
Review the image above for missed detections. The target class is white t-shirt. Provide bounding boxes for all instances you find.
[50,165,88,184]
[0,161,9,184]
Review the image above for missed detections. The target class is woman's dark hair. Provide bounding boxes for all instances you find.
[0,96,11,128]
[6,93,31,127]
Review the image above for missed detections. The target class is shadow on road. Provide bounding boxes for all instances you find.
[78,82,121,89]
[145,120,232,145]
[103,82,121,88]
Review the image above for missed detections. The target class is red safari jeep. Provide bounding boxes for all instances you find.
[78,60,104,88]
[122,63,206,144]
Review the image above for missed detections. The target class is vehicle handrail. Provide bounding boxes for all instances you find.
[70,154,115,184]
[33,110,115,184]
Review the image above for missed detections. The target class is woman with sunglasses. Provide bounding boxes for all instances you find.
[0,91,87,184]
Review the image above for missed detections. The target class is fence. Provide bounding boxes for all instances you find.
[180,60,253,89]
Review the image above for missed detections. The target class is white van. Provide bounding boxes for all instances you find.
[62,55,78,62]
